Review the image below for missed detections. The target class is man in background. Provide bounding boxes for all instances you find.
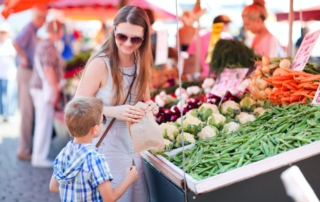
[13,6,47,161]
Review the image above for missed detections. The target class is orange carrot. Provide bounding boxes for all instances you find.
[300,75,320,83]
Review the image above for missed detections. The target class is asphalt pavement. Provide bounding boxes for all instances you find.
[0,112,69,202]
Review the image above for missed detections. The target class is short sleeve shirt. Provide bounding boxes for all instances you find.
[30,39,64,89]
[14,22,38,68]
[53,142,113,202]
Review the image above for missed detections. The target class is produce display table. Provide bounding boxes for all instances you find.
[141,141,320,202]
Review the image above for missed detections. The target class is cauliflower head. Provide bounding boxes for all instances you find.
[220,100,241,118]
[240,97,257,112]
[198,103,219,121]
[222,122,240,134]
[197,125,219,140]
[254,107,272,117]
[176,113,202,126]
[187,109,199,118]
[175,132,196,147]
[150,139,173,154]
[207,113,226,128]
[236,112,256,124]
[159,123,179,141]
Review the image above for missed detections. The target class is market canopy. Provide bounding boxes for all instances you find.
[276,5,320,21]
[1,0,182,20]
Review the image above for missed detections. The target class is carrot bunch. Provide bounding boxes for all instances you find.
[263,69,320,105]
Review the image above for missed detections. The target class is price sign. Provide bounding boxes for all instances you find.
[312,84,320,105]
[210,68,249,95]
[291,29,320,71]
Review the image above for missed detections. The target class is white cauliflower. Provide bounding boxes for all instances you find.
[222,122,240,134]
[253,107,272,117]
[159,123,179,141]
[236,112,256,124]
[175,132,196,147]
[176,113,202,126]
[202,78,215,88]
[220,100,241,118]
[197,125,219,140]
[187,109,198,117]
[207,113,226,128]
[151,139,173,153]
[240,96,256,112]
[198,103,219,121]
[186,86,201,95]
[199,103,219,114]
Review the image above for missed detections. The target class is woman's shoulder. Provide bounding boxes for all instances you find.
[36,39,54,51]
[84,57,109,79]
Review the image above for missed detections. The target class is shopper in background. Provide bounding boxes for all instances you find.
[242,0,279,57]
[75,5,159,202]
[0,22,17,122]
[179,11,196,52]
[29,20,65,167]
[186,14,233,78]
[295,27,309,53]
[13,6,48,161]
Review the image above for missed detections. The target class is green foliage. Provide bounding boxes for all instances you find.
[210,39,259,76]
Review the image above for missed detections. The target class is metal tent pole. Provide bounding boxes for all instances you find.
[287,0,294,57]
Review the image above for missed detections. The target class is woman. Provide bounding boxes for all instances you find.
[75,6,158,202]
[0,22,17,122]
[29,20,65,167]
[242,0,279,57]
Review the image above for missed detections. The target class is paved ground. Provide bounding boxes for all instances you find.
[0,112,69,202]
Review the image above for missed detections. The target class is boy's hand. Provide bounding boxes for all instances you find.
[126,166,138,183]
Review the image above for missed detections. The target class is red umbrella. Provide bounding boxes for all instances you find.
[276,5,320,21]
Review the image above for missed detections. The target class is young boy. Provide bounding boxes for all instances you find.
[49,96,138,201]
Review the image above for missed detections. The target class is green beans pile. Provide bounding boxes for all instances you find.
[166,104,320,180]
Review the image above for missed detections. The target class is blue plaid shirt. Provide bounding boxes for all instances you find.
[53,141,113,202]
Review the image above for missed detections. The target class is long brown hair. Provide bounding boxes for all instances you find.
[87,5,152,105]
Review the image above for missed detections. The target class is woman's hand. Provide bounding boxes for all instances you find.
[115,105,145,123]
[145,100,159,115]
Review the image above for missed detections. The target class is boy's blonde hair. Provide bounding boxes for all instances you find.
[64,97,103,137]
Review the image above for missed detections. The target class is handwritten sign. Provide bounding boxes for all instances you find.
[312,84,320,105]
[291,29,320,71]
[154,29,168,66]
[210,68,249,95]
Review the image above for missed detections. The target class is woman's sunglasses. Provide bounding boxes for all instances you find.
[114,28,143,45]
[100,114,107,125]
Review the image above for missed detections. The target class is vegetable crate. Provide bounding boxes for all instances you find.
[141,140,320,202]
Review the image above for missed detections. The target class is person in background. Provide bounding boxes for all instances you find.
[29,20,65,167]
[50,97,138,202]
[61,24,74,61]
[143,8,157,60]
[0,22,17,122]
[75,5,159,202]
[295,27,309,53]
[13,6,48,161]
[179,11,196,52]
[242,0,279,57]
[187,14,233,78]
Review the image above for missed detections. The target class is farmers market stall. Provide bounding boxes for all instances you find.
[144,41,320,201]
